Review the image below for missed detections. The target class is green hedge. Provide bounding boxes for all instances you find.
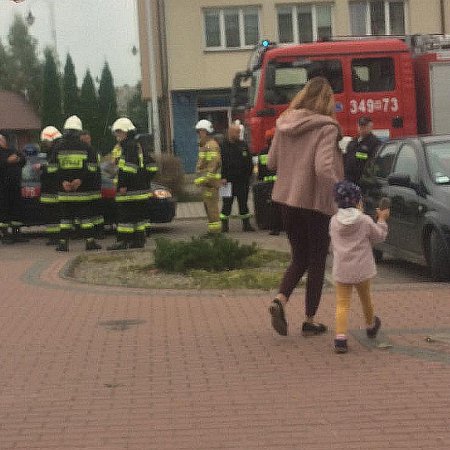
[154,234,257,273]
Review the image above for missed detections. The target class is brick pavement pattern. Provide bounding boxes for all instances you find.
[1,231,450,449]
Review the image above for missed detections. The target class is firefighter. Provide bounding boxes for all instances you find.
[258,127,282,235]
[0,133,28,244]
[344,116,381,186]
[220,122,255,232]
[107,117,158,250]
[51,115,103,252]
[194,119,222,234]
[38,126,62,245]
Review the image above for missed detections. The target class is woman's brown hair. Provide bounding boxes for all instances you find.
[288,77,336,118]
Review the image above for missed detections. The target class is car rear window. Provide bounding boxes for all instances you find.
[425,141,450,184]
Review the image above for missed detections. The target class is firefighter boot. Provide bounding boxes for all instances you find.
[85,238,102,251]
[221,219,229,233]
[242,218,255,232]
[12,227,29,243]
[56,239,69,252]
[129,232,146,249]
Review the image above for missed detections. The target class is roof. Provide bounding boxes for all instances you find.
[266,38,410,60]
[0,91,41,131]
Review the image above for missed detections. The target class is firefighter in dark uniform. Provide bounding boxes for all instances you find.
[0,133,28,244]
[50,115,103,252]
[220,122,255,232]
[344,116,381,186]
[38,126,62,245]
[107,117,158,250]
[194,119,222,234]
[258,127,282,235]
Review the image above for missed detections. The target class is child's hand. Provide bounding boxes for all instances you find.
[376,208,390,222]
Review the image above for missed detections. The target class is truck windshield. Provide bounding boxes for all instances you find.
[264,59,343,105]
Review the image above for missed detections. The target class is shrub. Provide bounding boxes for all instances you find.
[154,234,257,273]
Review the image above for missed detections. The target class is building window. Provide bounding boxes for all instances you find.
[276,4,333,44]
[350,1,406,36]
[204,7,259,50]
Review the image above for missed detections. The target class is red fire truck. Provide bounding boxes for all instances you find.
[231,34,450,154]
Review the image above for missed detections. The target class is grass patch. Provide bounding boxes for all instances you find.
[70,245,290,290]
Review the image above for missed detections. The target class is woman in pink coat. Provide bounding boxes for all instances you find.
[268,77,344,337]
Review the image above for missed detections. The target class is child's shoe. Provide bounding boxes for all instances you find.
[334,338,348,353]
[366,316,381,339]
[268,299,288,336]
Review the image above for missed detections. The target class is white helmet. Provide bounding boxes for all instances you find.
[63,115,83,131]
[195,119,214,134]
[112,117,136,133]
[40,126,62,142]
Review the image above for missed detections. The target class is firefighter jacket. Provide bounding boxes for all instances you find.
[0,146,26,185]
[221,138,253,184]
[50,131,101,202]
[257,147,277,183]
[39,140,61,205]
[195,138,222,188]
[344,133,381,185]
[116,132,158,202]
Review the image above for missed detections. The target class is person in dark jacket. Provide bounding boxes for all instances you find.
[38,126,63,245]
[257,127,282,235]
[50,115,103,252]
[0,133,27,244]
[220,122,255,232]
[107,117,158,250]
[344,116,381,185]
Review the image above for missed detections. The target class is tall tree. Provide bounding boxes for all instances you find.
[127,82,149,133]
[98,62,117,154]
[41,47,62,128]
[0,38,13,90]
[62,53,79,117]
[79,70,100,146]
[7,14,42,112]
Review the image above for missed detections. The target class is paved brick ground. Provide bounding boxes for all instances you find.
[0,226,449,449]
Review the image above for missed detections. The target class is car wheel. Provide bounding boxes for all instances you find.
[429,230,450,281]
[373,248,383,264]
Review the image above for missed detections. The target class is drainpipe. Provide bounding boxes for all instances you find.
[145,0,161,154]
[441,0,446,34]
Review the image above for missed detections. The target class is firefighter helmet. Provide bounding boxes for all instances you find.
[40,126,62,142]
[63,115,83,131]
[195,119,214,134]
[111,117,136,133]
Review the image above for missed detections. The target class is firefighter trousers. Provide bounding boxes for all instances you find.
[202,187,221,233]
[115,199,149,242]
[220,181,251,220]
[59,201,100,240]
[0,182,23,231]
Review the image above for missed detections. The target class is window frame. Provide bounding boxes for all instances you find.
[372,142,398,179]
[349,0,408,36]
[203,6,261,51]
[393,143,419,183]
[276,3,334,44]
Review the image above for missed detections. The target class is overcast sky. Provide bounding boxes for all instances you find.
[0,0,141,86]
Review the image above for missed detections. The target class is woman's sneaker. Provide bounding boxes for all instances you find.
[301,321,327,336]
[268,299,288,336]
[334,338,348,354]
[367,316,381,339]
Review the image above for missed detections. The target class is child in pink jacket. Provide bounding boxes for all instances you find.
[329,181,390,353]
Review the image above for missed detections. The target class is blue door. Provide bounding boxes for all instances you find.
[172,92,198,173]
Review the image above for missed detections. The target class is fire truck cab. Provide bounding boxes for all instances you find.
[232,35,450,154]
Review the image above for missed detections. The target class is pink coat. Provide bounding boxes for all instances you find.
[267,109,343,217]
[330,209,388,284]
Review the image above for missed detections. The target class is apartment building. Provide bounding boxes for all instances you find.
[137,0,450,171]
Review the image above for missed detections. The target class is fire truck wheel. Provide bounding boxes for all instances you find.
[429,230,450,282]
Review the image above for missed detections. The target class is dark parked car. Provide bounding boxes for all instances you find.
[360,135,450,281]
[20,153,176,227]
